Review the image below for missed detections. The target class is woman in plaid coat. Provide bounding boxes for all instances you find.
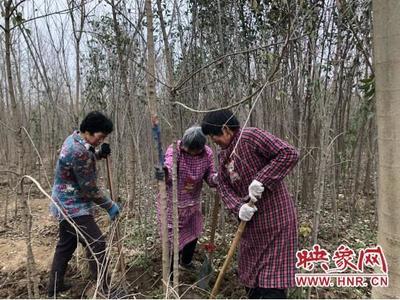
[201,110,299,299]
[157,126,217,270]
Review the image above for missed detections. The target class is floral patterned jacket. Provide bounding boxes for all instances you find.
[49,131,113,220]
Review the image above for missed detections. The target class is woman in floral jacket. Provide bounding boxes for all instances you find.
[48,111,120,297]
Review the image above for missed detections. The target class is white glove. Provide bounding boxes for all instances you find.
[211,173,218,184]
[239,203,258,221]
[248,179,264,202]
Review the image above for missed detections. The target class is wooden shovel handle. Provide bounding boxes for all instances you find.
[105,156,126,280]
[209,192,220,246]
[210,220,247,298]
[210,199,256,299]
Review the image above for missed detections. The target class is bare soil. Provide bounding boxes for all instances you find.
[0,185,376,299]
[0,195,244,299]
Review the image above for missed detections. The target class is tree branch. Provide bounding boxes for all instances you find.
[9,0,28,16]
[173,30,292,113]
[173,35,305,92]
[10,7,79,31]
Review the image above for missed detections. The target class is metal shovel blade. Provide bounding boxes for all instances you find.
[197,254,214,290]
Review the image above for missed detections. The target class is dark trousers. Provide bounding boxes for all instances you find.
[180,238,197,265]
[169,238,198,275]
[49,215,108,288]
[246,287,287,299]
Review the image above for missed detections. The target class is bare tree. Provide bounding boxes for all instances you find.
[68,0,86,124]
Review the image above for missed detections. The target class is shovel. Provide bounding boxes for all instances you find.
[210,197,256,299]
[197,192,220,289]
[105,156,127,289]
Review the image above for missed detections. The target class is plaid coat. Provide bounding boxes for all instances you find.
[157,141,217,250]
[217,128,299,288]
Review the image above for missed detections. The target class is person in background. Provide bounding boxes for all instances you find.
[156,126,217,272]
[201,109,299,299]
[48,111,120,297]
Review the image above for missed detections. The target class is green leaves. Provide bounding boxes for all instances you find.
[359,76,375,102]
[12,11,24,26]
[299,223,312,238]
[358,75,375,121]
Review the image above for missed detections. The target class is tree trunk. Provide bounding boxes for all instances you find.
[4,1,24,177]
[3,2,38,297]
[372,0,400,297]
[145,0,170,293]
[110,0,136,218]
[156,0,180,290]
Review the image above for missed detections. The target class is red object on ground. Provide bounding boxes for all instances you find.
[203,242,216,253]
